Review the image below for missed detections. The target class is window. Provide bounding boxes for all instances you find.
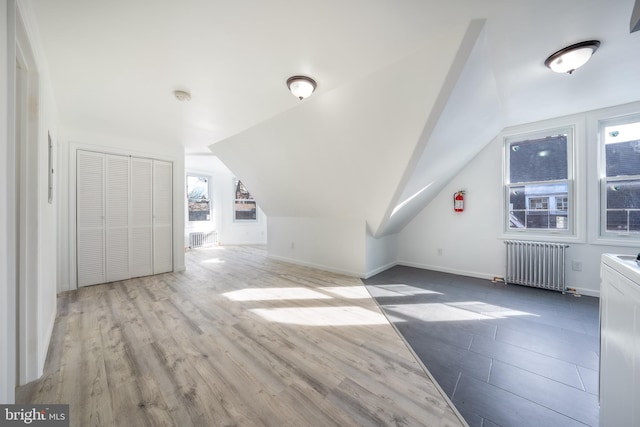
[556,196,568,211]
[187,175,210,222]
[234,179,257,221]
[528,197,549,210]
[600,116,640,235]
[505,128,573,233]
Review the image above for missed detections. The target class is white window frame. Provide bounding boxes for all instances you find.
[186,174,212,223]
[597,112,640,241]
[233,178,258,222]
[502,121,583,242]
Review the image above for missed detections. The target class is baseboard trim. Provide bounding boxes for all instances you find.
[363,262,397,279]
[397,260,498,281]
[57,282,72,293]
[219,241,268,246]
[566,286,599,298]
[398,260,601,298]
[267,254,364,278]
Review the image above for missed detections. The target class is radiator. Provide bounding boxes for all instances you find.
[189,231,218,248]
[504,240,569,293]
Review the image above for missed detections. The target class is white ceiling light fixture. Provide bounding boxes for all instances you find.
[286,75,317,100]
[544,40,600,74]
[174,89,191,102]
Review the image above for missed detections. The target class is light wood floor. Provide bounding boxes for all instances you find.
[17,245,464,427]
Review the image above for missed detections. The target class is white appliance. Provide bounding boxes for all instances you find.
[599,253,640,427]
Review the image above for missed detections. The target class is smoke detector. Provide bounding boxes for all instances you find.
[173,90,191,102]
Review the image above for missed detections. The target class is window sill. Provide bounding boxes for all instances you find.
[591,236,640,247]
[500,231,585,244]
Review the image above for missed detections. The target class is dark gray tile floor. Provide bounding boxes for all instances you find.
[363,266,600,427]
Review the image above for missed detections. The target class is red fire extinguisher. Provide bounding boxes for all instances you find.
[454,191,465,212]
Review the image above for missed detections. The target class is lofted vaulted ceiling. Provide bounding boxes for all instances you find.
[29,0,640,235]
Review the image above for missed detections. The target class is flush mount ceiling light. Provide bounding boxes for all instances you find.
[286,75,317,100]
[173,89,191,102]
[544,40,600,74]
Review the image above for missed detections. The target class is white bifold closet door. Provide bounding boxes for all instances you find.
[77,151,106,287]
[105,154,130,282]
[77,150,172,287]
[153,160,173,274]
[131,157,153,278]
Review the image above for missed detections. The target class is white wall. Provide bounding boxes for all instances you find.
[365,232,398,278]
[16,0,58,386]
[0,0,59,398]
[1,0,16,404]
[32,30,58,378]
[382,20,504,236]
[268,217,366,276]
[185,155,267,246]
[216,172,267,246]
[58,129,186,292]
[398,135,504,281]
[209,23,470,238]
[399,102,640,297]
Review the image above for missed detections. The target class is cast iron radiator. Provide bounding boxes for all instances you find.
[504,240,569,293]
[189,231,218,248]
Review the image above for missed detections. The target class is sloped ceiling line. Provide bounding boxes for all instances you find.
[209,23,473,231]
[377,20,504,236]
[372,19,489,237]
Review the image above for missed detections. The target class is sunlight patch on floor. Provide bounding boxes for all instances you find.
[223,287,333,302]
[366,284,442,298]
[320,286,371,299]
[482,309,536,318]
[200,258,226,264]
[385,302,536,322]
[448,301,538,319]
[249,306,392,326]
[193,246,226,252]
[387,303,491,322]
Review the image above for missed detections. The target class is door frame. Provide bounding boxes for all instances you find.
[15,3,40,386]
[1,0,18,404]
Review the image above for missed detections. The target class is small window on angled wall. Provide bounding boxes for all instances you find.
[187,175,211,222]
[600,115,640,237]
[234,179,257,221]
[504,127,574,234]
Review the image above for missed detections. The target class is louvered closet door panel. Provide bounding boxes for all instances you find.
[77,150,105,287]
[105,154,130,282]
[153,160,173,274]
[131,157,153,278]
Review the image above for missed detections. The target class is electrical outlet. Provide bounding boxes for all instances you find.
[437,248,443,256]
[572,260,582,271]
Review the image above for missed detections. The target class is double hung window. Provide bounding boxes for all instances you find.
[187,175,211,222]
[505,128,573,233]
[234,179,257,221]
[600,116,640,236]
